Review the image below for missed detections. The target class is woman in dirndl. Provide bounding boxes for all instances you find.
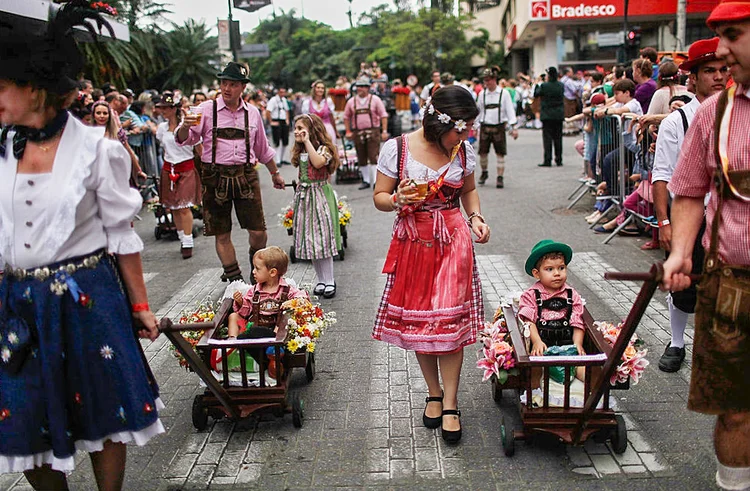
[302,80,338,143]
[0,3,163,489]
[155,92,201,259]
[291,113,341,298]
[372,86,490,444]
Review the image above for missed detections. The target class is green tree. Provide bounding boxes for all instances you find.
[108,0,173,31]
[159,20,220,92]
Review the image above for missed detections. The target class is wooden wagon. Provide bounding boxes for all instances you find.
[493,264,664,456]
[159,298,315,430]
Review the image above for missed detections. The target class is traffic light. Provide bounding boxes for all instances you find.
[626,27,641,47]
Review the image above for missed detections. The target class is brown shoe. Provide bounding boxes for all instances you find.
[181,246,193,259]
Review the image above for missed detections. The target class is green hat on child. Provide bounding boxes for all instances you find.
[525,240,573,276]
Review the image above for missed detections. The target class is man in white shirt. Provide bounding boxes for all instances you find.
[420,70,441,103]
[476,67,518,188]
[650,37,728,373]
[265,87,291,165]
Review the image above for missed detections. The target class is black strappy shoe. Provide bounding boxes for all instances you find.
[422,393,443,429]
[441,409,462,444]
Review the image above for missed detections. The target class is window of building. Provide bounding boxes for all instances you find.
[558,26,625,67]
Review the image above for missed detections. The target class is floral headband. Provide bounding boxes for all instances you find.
[420,97,479,133]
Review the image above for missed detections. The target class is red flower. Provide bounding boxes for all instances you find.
[0,408,10,421]
[74,393,82,404]
[392,86,412,95]
[143,402,154,414]
[328,88,349,96]
[78,293,94,308]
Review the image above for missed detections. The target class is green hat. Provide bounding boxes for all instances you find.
[524,240,573,276]
[216,62,251,83]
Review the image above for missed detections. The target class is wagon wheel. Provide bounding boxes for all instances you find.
[337,248,345,261]
[335,172,341,184]
[341,225,348,249]
[154,226,162,240]
[500,416,515,457]
[610,414,628,454]
[491,379,503,403]
[291,392,304,428]
[305,352,316,382]
[192,395,208,431]
[192,224,199,237]
[289,246,297,264]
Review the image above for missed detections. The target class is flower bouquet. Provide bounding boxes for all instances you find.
[477,308,519,385]
[594,321,649,386]
[169,298,218,370]
[337,196,352,227]
[279,204,294,235]
[281,298,336,354]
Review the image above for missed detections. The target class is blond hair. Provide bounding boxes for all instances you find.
[253,246,289,276]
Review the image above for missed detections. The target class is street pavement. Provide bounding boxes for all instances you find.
[1,129,719,490]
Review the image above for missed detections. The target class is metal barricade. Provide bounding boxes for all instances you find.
[585,115,627,231]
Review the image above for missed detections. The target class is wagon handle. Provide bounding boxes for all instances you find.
[604,263,701,283]
[284,180,298,192]
[572,262,664,444]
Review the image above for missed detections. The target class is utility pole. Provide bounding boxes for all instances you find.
[676,0,687,51]
[227,0,238,62]
[347,0,353,28]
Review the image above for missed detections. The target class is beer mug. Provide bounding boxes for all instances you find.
[189,106,202,125]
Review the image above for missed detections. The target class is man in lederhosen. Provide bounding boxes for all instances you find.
[662,1,750,488]
[344,76,388,190]
[176,62,285,282]
[476,66,518,188]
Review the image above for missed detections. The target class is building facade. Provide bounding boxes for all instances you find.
[469,0,718,76]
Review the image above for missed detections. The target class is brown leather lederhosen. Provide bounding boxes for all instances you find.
[687,88,750,414]
[479,88,507,156]
[351,95,380,166]
[534,289,574,346]
[238,285,290,343]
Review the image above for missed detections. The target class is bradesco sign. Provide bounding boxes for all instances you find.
[530,0,718,20]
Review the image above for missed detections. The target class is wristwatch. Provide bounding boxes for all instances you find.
[657,219,670,227]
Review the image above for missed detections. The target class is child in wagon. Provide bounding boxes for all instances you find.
[518,240,586,380]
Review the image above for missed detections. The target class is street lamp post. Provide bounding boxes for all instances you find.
[227,0,238,62]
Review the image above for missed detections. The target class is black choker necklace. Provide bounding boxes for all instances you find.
[0,110,69,160]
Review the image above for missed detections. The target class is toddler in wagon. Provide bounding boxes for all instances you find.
[227,246,308,340]
[517,240,586,380]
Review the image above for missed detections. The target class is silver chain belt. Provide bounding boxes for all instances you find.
[4,251,104,282]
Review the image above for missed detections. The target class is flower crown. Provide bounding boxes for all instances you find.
[420,97,479,133]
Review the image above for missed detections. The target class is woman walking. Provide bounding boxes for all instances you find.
[155,92,201,259]
[302,80,338,143]
[372,86,490,444]
[0,3,163,489]
[91,100,145,184]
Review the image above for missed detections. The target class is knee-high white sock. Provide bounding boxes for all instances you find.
[312,259,325,285]
[318,256,335,285]
[370,165,378,186]
[182,234,193,248]
[667,294,689,348]
[496,155,506,176]
[479,153,489,171]
[716,462,750,491]
[177,230,185,241]
[279,144,287,163]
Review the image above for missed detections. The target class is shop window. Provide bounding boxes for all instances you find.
[685,23,713,46]
[558,27,622,66]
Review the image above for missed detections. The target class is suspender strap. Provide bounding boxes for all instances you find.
[244,107,250,165]
[352,96,373,130]
[212,99,218,165]
[677,108,689,135]
[564,288,573,323]
[708,89,730,264]
[483,88,502,120]
[535,289,543,322]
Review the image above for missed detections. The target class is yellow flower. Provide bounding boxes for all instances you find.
[307,341,316,353]
[287,338,300,353]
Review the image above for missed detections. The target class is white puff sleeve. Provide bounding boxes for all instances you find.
[92,139,144,254]
[464,142,477,175]
[377,138,399,179]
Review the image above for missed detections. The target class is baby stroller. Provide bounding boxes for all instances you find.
[334,131,362,184]
[141,174,202,240]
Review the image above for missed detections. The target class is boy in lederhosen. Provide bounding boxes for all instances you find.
[518,240,586,363]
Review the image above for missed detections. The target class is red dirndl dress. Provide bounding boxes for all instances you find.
[372,138,483,354]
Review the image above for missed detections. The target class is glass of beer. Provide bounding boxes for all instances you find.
[411,171,429,200]
[189,106,202,125]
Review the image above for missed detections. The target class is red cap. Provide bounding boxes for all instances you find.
[589,93,607,106]
[707,0,750,29]
[679,37,720,71]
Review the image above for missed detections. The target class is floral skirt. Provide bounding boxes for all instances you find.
[292,182,341,260]
[372,209,482,354]
[0,252,163,473]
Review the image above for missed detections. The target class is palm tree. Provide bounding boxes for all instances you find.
[159,20,220,92]
[108,0,173,31]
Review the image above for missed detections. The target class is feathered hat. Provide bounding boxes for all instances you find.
[0,0,115,94]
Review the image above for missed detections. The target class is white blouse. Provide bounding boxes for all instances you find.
[0,116,144,270]
[377,137,477,185]
[156,122,194,164]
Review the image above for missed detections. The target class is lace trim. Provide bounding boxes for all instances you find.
[0,398,165,474]
[106,228,145,255]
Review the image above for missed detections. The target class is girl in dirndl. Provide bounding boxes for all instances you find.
[0,3,163,489]
[291,114,342,298]
[372,86,490,444]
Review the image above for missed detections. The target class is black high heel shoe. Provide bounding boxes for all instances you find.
[422,393,443,429]
[441,409,462,444]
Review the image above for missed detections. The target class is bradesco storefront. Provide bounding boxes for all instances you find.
[511,0,718,75]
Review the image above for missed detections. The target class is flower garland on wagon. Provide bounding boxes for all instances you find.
[595,321,649,385]
[169,298,218,369]
[281,298,336,354]
[476,307,519,384]
[278,196,353,230]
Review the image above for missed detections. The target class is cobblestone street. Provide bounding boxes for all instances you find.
[1,130,719,490]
